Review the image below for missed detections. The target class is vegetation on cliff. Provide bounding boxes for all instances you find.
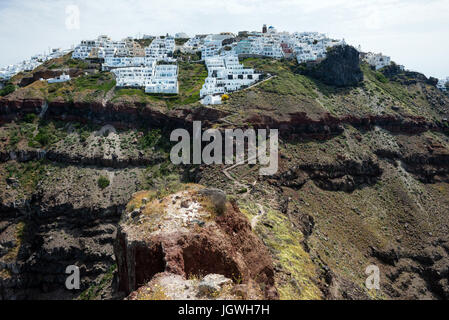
[1,50,449,300]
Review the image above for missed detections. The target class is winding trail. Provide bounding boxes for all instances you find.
[222,150,259,198]
[221,142,269,230]
[240,74,276,92]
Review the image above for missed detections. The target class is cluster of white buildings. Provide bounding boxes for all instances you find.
[437,77,449,92]
[235,36,285,59]
[180,26,348,104]
[73,35,178,94]
[145,36,175,61]
[290,32,345,63]
[0,48,69,80]
[235,31,344,63]
[181,26,345,65]
[200,54,261,105]
[111,63,178,94]
[1,26,419,103]
[363,52,391,70]
[72,35,145,59]
[182,34,235,59]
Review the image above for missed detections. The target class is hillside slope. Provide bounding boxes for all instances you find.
[1,49,448,300]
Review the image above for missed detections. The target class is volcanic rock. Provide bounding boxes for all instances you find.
[302,45,363,87]
[114,185,278,299]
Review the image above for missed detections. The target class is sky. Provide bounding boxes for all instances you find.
[0,0,448,78]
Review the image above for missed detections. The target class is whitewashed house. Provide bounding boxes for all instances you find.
[112,66,156,87]
[200,34,235,60]
[202,95,222,105]
[72,35,143,60]
[437,77,449,92]
[201,43,222,59]
[290,32,344,64]
[0,48,68,80]
[364,52,391,70]
[47,73,71,83]
[112,63,178,94]
[145,36,175,60]
[200,54,260,98]
[102,57,156,71]
[182,35,205,53]
[145,64,178,94]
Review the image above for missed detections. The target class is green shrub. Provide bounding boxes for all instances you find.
[0,84,16,96]
[23,113,37,123]
[138,129,162,149]
[79,129,90,143]
[97,176,110,189]
[375,72,388,83]
[237,187,248,194]
[34,128,51,146]
[9,130,20,147]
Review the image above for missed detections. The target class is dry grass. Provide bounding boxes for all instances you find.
[135,284,170,300]
[1,221,25,263]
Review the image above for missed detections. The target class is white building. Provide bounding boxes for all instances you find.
[0,48,69,80]
[199,34,235,60]
[73,34,180,95]
[72,35,143,60]
[233,28,344,64]
[102,57,156,71]
[200,54,260,98]
[437,77,449,92]
[235,31,340,62]
[364,52,391,70]
[112,66,156,87]
[145,64,178,94]
[113,63,178,94]
[236,35,284,59]
[290,32,344,64]
[47,73,71,84]
[182,35,205,53]
[201,43,222,59]
[202,95,222,105]
[145,36,175,60]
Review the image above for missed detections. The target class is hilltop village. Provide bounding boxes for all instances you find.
[0,48,70,81]
[1,22,449,302]
[1,24,448,102]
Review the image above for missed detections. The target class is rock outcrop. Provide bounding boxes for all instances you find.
[114,186,278,300]
[302,45,363,87]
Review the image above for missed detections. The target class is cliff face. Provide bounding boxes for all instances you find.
[1,54,449,300]
[302,45,364,87]
[114,186,278,300]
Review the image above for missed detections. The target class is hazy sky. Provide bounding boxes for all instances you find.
[1,0,448,78]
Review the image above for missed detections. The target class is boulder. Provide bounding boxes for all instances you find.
[197,188,227,214]
[198,274,232,296]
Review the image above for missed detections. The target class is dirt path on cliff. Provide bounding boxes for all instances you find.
[251,203,265,230]
[240,74,276,92]
[102,87,116,107]
[222,153,258,198]
[221,139,271,230]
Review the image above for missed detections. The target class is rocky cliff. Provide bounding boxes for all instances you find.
[301,45,364,87]
[1,52,449,300]
[114,186,278,300]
